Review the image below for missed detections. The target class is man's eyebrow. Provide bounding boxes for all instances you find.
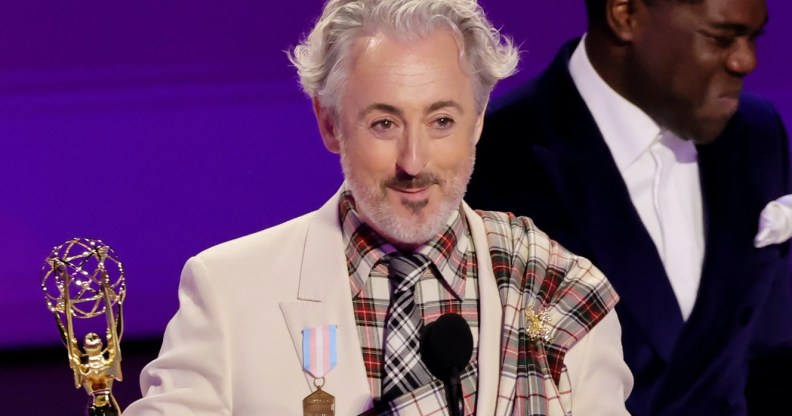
[426,100,464,114]
[359,100,465,119]
[708,16,768,35]
[360,103,403,119]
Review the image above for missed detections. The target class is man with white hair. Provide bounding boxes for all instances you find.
[124,1,632,414]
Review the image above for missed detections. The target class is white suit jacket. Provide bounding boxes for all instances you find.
[123,189,632,415]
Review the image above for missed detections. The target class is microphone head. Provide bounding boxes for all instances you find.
[420,313,473,381]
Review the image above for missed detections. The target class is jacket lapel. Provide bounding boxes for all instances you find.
[464,204,504,416]
[279,189,372,414]
[533,41,684,361]
[665,111,761,376]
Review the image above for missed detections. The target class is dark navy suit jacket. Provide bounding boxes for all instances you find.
[466,39,792,415]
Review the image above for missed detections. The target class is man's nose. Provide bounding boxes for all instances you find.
[726,37,758,77]
[396,128,428,176]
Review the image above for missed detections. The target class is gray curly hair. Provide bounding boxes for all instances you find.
[288,0,519,118]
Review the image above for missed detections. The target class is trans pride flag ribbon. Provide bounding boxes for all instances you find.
[302,324,338,378]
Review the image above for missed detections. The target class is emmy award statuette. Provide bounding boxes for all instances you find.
[41,237,127,416]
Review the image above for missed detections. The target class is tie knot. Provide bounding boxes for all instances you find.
[387,252,430,292]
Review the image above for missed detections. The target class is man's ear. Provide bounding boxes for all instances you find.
[606,0,641,42]
[313,97,341,154]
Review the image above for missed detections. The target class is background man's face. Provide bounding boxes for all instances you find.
[628,0,767,143]
[332,29,483,248]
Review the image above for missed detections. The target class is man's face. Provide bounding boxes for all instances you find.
[317,30,483,250]
[628,0,766,143]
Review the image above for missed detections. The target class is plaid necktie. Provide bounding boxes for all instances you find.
[380,252,433,403]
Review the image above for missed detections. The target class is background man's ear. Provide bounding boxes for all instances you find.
[606,0,641,42]
[313,97,341,154]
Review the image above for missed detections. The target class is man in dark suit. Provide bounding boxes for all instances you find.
[466,0,792,414]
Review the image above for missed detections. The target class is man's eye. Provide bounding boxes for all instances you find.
[714,36,735,48]
[434,117,455,128]
[707,33,735,48]
[371,119,394,130]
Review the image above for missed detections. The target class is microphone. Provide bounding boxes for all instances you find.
[420,313,473,416]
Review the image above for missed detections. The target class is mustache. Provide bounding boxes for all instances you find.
[384,171,441,189]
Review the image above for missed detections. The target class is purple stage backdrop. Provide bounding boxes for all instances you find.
[2,1,791,350]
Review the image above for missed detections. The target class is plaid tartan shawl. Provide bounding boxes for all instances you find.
[376,210,618,415]
[481,211,619,415]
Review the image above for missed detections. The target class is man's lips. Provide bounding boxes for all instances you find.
[720,90,741,99]
[714,89,741,113]
[717,95,739,112]
[391,185,433,200]
[394,185,430,193]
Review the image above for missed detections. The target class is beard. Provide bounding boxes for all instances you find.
[340,148,474,247]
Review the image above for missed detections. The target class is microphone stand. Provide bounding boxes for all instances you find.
[446,366,463,416]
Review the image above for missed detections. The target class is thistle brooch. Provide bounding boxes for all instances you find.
[525,307,551,343]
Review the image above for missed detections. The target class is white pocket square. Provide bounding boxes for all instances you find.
[754,195,792,248]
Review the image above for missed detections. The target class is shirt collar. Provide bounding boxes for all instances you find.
[568,35,662,172]
[339,183,471,299]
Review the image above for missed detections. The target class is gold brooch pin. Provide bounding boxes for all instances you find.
[525,308,551,343]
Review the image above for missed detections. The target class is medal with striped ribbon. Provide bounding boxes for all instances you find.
[302,324,337,416]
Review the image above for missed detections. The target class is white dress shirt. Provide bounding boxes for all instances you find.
[568,37,705,320]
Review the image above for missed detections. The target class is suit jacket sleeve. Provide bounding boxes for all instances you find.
[565,309,633,415]
[123,257,232,415]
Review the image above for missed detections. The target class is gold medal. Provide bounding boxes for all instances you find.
[303,377,335,416]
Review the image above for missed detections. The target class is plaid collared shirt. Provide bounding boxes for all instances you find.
[339,190,481,413]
